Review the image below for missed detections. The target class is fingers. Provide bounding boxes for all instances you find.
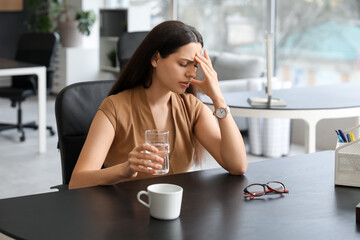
[192,50,222,99]
[134,143,158,154]
[190,79,203,87]
[127,144,164,175]
[128,158,161,175]
[130,144,164,164]
[204,49,210,60]
[199,60,215,78]
[195,49,213,68]
[195,50,216,80]
[191,54,215,87]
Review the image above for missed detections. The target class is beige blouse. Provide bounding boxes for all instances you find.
[98,86,204,180]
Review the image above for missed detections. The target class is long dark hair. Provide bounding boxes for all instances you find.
[108,20,203,96]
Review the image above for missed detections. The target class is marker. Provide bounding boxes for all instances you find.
[347,133,351,142]
[350,132,355,142]
[338,129,347,143]
[335,130,344,143]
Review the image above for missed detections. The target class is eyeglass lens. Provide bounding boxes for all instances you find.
[246,184,266,196]
[267,181,286,193]
[245,181,287,198]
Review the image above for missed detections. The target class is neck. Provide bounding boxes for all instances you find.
[144,84,171,107]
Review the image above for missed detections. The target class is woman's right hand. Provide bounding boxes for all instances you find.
[125,144,164,178]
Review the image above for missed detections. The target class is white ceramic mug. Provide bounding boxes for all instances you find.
[137,183,183,220]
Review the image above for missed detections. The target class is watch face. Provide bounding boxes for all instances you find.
[216,107,227,118]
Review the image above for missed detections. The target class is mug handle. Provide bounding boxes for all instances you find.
[137,190,150,208]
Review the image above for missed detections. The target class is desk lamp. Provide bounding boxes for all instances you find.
[248,0,286,107]
[247,33,286,107]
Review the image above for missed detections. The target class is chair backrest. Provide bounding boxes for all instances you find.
[117,31,149,70]
[12,32,59,91]
[55,80,115,185]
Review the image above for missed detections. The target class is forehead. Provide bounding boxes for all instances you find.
[172,42,202,59]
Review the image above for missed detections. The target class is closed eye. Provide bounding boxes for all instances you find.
[179,60,198,70]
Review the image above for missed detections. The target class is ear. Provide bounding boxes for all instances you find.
[151,52,160,67]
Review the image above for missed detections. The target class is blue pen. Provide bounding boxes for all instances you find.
[347,133,351,142]
[335,130,344,143]
[338,129,347,143]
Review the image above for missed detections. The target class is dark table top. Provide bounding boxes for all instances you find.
[0,58,40,69]
[0,151,359,240]
[201,82,360,110]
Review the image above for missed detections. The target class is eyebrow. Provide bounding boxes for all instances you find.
[179,58,196,63]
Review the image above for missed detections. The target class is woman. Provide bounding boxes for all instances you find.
[69,20,247,189]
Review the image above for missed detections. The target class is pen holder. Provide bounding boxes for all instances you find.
[335,125,360,187]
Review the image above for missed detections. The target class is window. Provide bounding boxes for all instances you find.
[178,0,266,54]
[276,0,360,87]
[131,0,360,87]
[179,0,360,87]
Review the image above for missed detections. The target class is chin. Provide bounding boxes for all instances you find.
[171,88,186,94]
[180,88,188,94]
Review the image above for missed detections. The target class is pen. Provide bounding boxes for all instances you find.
[350,132,355,142]
[335,130,344,143]
[347,133,351,142]
[338,129,347,143]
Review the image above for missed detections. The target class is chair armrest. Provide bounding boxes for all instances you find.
[50,184,69,191]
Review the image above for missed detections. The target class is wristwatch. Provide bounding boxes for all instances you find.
[213,106,230,119]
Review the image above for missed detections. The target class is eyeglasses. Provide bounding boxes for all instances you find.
[243,181,289,200]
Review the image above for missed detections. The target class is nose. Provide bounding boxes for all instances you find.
[186,65,197,78]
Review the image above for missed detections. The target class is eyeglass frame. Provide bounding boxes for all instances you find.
[243,181,289,200]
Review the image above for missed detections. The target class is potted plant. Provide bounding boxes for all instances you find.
[26,0,96,47]
[26,0,54,32]
[56,1,96,47]
[107,49,117,68]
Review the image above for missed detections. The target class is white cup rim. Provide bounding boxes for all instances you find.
[147,183,183,194]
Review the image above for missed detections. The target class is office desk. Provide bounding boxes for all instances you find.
[0,58,46,153]
[202,82,360,153]
[0,151,359,239]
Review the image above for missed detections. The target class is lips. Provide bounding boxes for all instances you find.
[179,79,192,88]
[179,81,191,88]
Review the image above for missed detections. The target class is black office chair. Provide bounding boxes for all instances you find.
[0,32,59,141]
[117,31,149,70]
[53,80,115,190]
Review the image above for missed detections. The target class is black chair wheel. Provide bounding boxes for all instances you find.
[20,136,25,142]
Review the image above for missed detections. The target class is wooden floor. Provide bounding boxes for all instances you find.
[0,96,305,200]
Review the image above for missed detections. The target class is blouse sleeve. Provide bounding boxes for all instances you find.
[185,94,204,127]
[98,96,117,131]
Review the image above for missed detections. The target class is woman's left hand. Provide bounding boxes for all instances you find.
[191,49,222,102]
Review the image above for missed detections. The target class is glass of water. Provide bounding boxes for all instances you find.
[145,129,170,175]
